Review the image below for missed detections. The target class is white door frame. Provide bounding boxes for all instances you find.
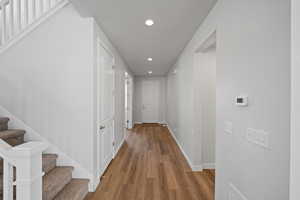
[291,0,299,199]
[125,73,133,129]
[193,29,217,171]
[141,78,160,123]
[96,37,116,178]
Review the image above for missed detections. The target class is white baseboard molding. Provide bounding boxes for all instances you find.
[114,137,125,158]
[0,105,95,191]
[203,163,215,169]
[166,124,202,171]
[192,165,204,171]
[91,175,101,192]
[91,135,126,191]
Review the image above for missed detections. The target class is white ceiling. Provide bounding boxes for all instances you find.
[73,0,217,75]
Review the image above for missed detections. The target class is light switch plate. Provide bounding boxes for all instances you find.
[225,121,233,134]
[246,128,269,148]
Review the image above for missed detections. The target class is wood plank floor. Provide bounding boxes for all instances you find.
[86,123,215,200]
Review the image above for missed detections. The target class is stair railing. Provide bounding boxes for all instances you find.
[0,139,48,200]
[0,0,66,50]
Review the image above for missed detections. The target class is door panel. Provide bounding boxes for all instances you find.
[142,80,159,123]
[97,40,115,177]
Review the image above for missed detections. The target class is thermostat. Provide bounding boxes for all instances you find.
[236,95,248,107]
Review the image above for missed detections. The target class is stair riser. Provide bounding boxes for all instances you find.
[4,136,24,146]
[54,181,89,200]
[0,124,8,132]
[43,159,57,174]
[77,185,89,200]
[43,171,73,200]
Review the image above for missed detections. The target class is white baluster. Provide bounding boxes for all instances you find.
[3,161,14,200]
[1,3,6,45]
[15,0,20,32]
[45,0,50,12]
[39,0,43,16]
[31,0,36,21]
[24,0,28,26]
[9,0,14,37]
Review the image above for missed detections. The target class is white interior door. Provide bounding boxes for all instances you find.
[97,40,115,177]
[125,75,129,128]
[142,79,159,123]
[127,77,133,128]
[125,75,133,129]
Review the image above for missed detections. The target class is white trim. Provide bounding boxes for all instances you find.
[166,124,202,171]
[192,165,204,171]
[229,183,249,200]
[203,163,215,169]
[0,0,69,55]
[114,137,125,157]
[0,105,94,191]
[91,175,101,192]
[91,135,125,191]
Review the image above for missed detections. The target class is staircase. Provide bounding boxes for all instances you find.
[0,117,89,200]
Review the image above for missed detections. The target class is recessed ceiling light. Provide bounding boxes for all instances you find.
[148,71,153,74]
[145,19,154,26]
[147,57,153,61]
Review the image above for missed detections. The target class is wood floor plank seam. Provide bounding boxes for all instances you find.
[86,124,215,200]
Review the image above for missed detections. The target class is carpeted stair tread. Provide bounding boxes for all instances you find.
[0,118,9,132]
[0,130,25,140]
[0,118,9,124]
[0,130,25,146]
[53,179,89,200]
[0,117,89,200]
[42,154,58,174]
[43,166,74,200]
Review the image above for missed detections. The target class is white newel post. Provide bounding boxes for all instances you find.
[9,142,48,200]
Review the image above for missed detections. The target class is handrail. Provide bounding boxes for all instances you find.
[0,139,48,200]
[0,0,66,49]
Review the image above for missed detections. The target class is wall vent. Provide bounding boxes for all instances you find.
[228,183,248,200]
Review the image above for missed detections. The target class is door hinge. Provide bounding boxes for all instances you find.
[113,141,115,146]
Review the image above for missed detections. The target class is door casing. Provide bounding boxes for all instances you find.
[96,38,116,178]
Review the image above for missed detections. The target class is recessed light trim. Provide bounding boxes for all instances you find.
[145,19,154,26]
[147,57,153,61]
[148,71,153,74]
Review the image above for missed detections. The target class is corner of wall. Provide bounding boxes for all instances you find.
[0,105,94,191]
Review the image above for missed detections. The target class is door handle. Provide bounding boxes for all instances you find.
[100,126,105,130]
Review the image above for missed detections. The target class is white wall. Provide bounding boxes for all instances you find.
[194,46,216,166]
[291,0,299,199]
[0,3,132,189]
[133,76,166,124]
[0,3,95,173]
[167,1,290,199]
[92,19,133,183]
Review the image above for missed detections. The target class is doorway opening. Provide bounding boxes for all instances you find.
[124,72,133,129]
[194,31,217,184]
[96,39,116,179]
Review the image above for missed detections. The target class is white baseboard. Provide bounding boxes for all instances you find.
[91,175,101,192]
[0,105,94,191]
[166,124,202,171]
[91,134,126,191]
[203,163,215,169]
[192,165,204,171]
[114,137,125,158]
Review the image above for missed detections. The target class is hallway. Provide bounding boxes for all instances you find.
[86,124,215,200]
